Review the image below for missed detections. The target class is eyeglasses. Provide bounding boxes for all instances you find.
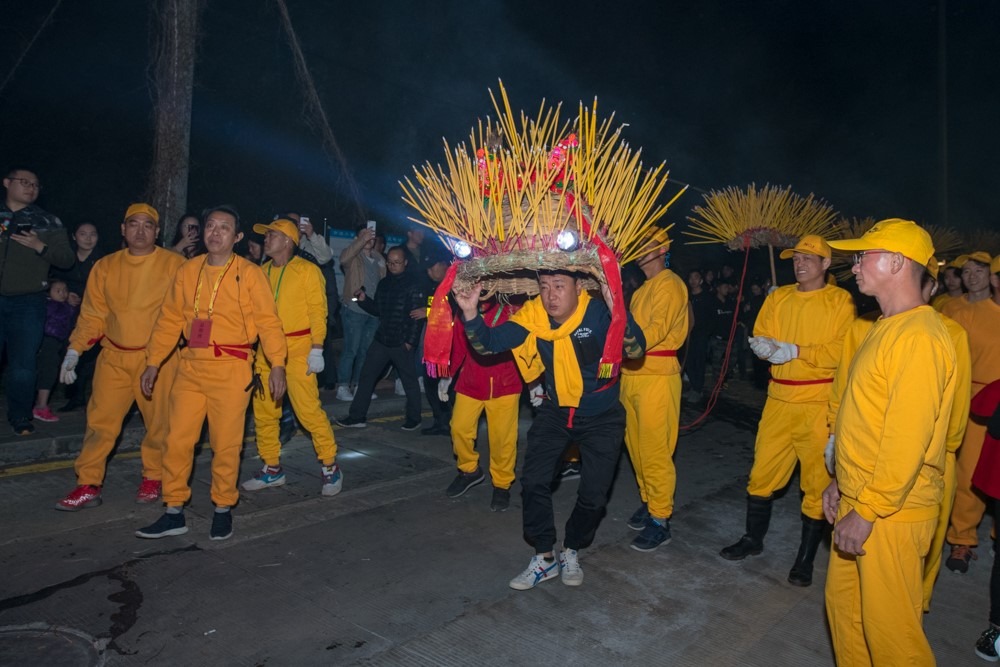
[851,250,894,265]
[8,178,40,191]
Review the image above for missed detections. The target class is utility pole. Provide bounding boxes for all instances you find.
[148,0,202,245]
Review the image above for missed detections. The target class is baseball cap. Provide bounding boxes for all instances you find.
[124,203,159,225]
[253,218,300,245]
[926,257,940,281]
[992,255,1000,275]
[779,234,831,260]
[827,218,935,266]
[954,251,993,267]
[647,226,671,249]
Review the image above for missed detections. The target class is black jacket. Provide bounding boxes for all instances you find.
[358,271,425,348]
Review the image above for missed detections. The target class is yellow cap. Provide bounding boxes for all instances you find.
[124,203,159,225]
[955,251,993,267]
[253,218,300,245]
[992,255,1000,274]
[926,256,940,281]
[779,234,831,260]
[647,226,671,249]
[946,258,965,270]
[827,218,934,266]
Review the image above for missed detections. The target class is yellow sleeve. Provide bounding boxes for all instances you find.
[751,291,779,339]
[305,264,327,346]
[944,318,972,453]
[145,262,189,368]
[68,257,110,353]
[827,315,875,431]
[247,265,287,367]
[797,291,855,369]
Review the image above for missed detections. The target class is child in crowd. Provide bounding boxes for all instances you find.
[33,279,77,422]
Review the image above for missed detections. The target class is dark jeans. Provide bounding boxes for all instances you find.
[348,339,421,423]
[521,401,626,553]
[0,292,46,425]
[684,334,709,393]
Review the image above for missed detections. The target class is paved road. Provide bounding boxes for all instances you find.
[0,384,990,665]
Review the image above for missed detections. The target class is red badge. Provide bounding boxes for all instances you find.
[189,318,213,348]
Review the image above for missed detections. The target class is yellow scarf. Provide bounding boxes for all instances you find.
[510,291,590,408]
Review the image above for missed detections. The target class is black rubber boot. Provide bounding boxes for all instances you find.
[720,495,773,561]
[787,514,827,587]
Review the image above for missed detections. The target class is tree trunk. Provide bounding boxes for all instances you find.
[148,0,202,246]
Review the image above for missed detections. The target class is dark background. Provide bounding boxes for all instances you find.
[1,0,997,277]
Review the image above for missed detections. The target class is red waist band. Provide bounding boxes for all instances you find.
[211,342,253,361]
[285,328,311,337]
[770,377,833,386]
[89,335,145,351]
[646,349,678,357]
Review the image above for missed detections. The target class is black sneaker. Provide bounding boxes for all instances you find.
[446,468,486,498]
[210,511,233,541]
[627,504,650,531]
[135,512,188,539]
[335,416,367,429]
[631,518,672,552]
[975,624,1000,661]
[400,420,421,432]
[946,544,977,573]
[557,460,581,481]
[490,487,511,512]
[12,421,34,436]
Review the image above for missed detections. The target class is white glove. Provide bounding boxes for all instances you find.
[529,384,546,407]
[748,336,778,360]
[306,349,325,375]
[824,434,836,476]
[437,377,452,402]
[766,340,798,365]
[60,349,80,384]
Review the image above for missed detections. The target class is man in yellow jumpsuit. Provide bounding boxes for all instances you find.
[54,203,185,510]
[240,218,341,496]
[135,206,287,541]
[823,219,958,666]
[620,228,689,551]
[942,251,1000,572]
[720,235,854,588]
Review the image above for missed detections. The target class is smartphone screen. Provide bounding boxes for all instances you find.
[366,220,377,232]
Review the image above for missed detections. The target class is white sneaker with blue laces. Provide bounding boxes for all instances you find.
[509,554,560,590]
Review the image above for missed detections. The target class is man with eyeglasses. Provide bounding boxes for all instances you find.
[0,167,74,435]
[720,234,855,589]
[821,219,958,665]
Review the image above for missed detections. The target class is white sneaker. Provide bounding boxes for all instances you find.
[559,549,584,586]
[321,464,343,497]
[241,464,286,491]
[394,379,406,396]
[509,554,560,590]
[335,386,355,402]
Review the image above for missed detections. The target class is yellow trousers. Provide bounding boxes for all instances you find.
[747,398,830,520]
[161,358,252,508]
[75,348,177,485]
[826,508,936,667]
[252,340,337,466]
[922,451,956,611]
[946,418,989,546]
[621,373,682,519]
[451,392,519,490]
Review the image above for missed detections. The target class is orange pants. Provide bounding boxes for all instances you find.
[161,358,252,508]
[452,392,519,490]
[621,373,682,519]
[747,398,830,520]
[826,507,936,666]
[947,418,989,546]
[252,339,336,466]
[75,348,177,486]
[922,450,956,611]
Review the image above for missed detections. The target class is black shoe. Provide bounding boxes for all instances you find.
[335,416,367,429]
[210,511,233,541]
[557,460,581,481]
[135,512,188,539]
[720,535,763,561]
[627,504,650,531]
[12,421,34,436]
[631,518,672,552]
[975,624,1000,661]
[446,468,486,498]
[490,487,511,512]
[421,425,450,436]
[400,420,421,432]
[58,399,86,413]
[945,544,977,573]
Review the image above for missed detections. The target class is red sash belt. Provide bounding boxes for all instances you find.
[285,328,311,337]
[646,349,678,357]
[211,342,253,361]
[89,335,145,351]
[770,377,833,386]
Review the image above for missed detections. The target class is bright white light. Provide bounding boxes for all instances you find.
[453,241,472,258]
[556,230,578,251]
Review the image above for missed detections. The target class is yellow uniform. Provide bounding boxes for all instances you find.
[620,269,688,519]
[252,256,336,466]
[931,292,954,312]
[944,297,1000,548]
[70,247,185,485]
[827,305,957,666]
[747,284,854,519]
[147,255,286,508]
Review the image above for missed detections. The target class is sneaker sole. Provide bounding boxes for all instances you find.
[400,425,421,432]
[561,575,584,587]
[509,571,560,591]
[627,521,647,531]
[974,648,1000,662]
[631,536,672,552]
[135,495,162,504]
[135,525,189,539]
[490,504,510,512]
[335,421,367,429]
[55,497,102,512]
[33,417,59,423]
[241,478,287,491]
[321,482,343,497]
[446,475,485,498]
[210,531,233,541]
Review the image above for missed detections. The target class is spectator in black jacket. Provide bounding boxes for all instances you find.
[336,246,426,430]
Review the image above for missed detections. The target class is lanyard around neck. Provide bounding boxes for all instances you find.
[194,254,235,319]
[267,261,289,302]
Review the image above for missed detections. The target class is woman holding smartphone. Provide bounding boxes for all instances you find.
[169,213,204,259]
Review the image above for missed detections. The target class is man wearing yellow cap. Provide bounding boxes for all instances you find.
[55,204,186,510]
[135,206,287,541]
[620,228,689,551]
[720,235,854,588]
[240,218,341,496]
[943,251,1000,573]
[821,219,958,665]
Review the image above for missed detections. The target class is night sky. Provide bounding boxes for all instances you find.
[2,1,997,271]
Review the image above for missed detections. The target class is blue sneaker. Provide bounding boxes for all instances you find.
[321,464,343,497]
[627,503,650,531]
[631,517,672,552]
[509,554,561,590]
[241,464,286,491]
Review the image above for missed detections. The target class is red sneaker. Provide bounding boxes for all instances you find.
[135,478,162,504]
[55,485,102,511]
[32,406,59,423]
